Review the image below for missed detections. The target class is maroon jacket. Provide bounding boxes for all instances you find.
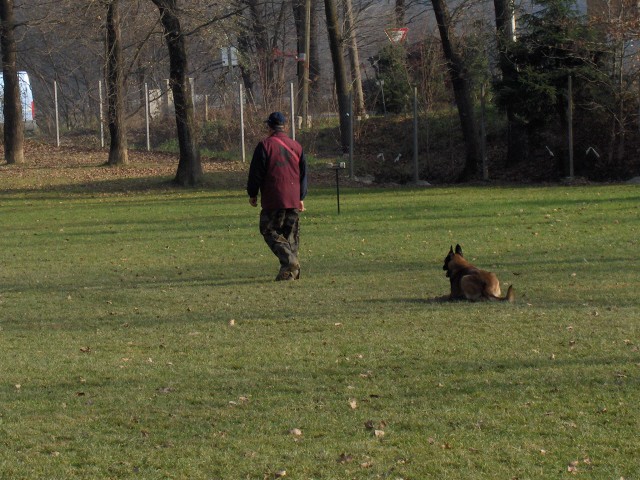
[247,131,307,210]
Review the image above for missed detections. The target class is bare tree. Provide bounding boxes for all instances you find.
[395,0,406,26]
[324,0,351,152]
[431,0,481,180]
[150,0,202,186]
[105,0,128,165]
[0,0,24,164]
[344,0,365,117]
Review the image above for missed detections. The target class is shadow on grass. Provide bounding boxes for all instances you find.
[0,171,246,197]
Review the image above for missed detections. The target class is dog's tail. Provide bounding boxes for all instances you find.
[503,285,515,303]
[488,285,515,303]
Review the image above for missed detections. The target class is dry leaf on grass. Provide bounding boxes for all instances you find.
[337,453,353,464]
[568,460,579,473]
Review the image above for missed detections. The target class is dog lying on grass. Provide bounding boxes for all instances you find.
[443,244,515,302]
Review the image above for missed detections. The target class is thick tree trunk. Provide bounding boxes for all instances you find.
[324,0,351,152]
[152,0,202,186]
[431,0,481,180]
[344,0,365,117]
[309,1,321,99]
[293,0,304,110]
[493,0,527,166]
[105,0,128,166]
[0,0,24,165]
[247,0,274,106]
[395,0,406,26]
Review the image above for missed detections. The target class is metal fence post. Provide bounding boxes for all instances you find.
[98,80,104,149]
[54,80,60,147]
[145,82,150,151]
[239,83,246,163]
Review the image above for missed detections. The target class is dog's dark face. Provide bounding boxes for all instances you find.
[443,244,464,277]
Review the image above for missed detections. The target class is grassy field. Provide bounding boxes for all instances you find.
[1,158,639,479]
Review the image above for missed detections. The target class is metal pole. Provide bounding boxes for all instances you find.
[348,90,354,178]
[302,0,311,128]
[54,80,60,147]
[413,86,419,183]
[380,80,387,116]
[98,80,104,149]
[290,82,296,141]
[239,83,246,163]
[568,75,574,178]
[205,94,209,122]
[145,82,150,151]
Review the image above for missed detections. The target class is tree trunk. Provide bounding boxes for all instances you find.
[309,1,321,99]
[324,0,350,152]
[293,0,305,111]
[151,0,202,186]
[246,0,273,106]
[431,0,481,180]
[493,0,527,166]
[344,0,365,117]
[105,0,128,166]
[237,33,255,99]
[394,0,406,26]
[0,0,24,165]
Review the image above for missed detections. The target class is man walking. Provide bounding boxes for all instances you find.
[247,112,307,281]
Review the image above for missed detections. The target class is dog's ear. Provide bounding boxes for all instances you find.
[455,244,463,255]
[449,245,454,254]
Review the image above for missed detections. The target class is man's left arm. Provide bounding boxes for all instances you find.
[299,151,308,201]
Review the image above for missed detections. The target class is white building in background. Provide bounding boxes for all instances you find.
[0,71,37,131]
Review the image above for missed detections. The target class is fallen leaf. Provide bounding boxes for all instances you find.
[568,460,579,473]
[289,428,302,437]
[14,384,21,390]
[275,470,287,478]
[374,430,385,438]
[80,346,91,353]
[337,453,353,464]
[228,319,236,326]
[349,398,357,409]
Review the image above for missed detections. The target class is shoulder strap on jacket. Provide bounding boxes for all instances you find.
[270,136,300,164]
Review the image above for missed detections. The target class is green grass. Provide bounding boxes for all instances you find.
[1,172,639,478]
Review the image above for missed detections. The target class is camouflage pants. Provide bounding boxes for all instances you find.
[259,208,300,279]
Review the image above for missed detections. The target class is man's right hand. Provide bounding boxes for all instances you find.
[249,197,258,207]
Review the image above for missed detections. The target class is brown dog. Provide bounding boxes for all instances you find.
[443,244,515,302]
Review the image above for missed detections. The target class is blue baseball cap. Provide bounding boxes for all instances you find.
[266,111,286,128]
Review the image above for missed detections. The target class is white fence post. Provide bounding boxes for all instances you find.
[98,80,104,148]
[239,83,246,163]
[289,82,296,141]
[54,80,60,147]
[145,82,150,151]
